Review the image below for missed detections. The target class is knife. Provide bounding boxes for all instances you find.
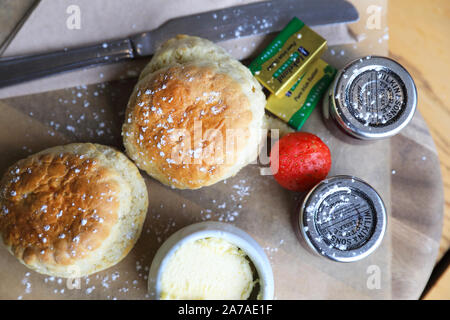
[0,0,358,88]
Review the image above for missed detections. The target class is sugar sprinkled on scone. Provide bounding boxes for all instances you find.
[123,35,266,189]
[0,143,148,278]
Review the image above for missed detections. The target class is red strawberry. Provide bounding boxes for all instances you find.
[270,132,331,192]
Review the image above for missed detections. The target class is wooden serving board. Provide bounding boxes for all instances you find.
[390,113,444,299]
[0,0,444,300]
[0,83,443,301]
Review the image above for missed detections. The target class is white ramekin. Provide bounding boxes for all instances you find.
[148,221,274,300]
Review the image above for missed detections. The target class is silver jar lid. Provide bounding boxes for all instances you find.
[327,56,417,140]
[299,175,387,262]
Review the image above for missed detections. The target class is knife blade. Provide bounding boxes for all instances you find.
[132,0,359,56]
[0,0,358,88]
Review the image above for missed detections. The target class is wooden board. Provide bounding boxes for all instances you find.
[0,85,443,301]
[0,78,392,300]
[390,113,444,299]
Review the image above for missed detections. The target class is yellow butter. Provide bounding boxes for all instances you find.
[160,237,255,300]
[266,59,337,130]
[249,17,327,97]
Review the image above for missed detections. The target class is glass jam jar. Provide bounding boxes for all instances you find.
[323,56,417,143]
[298,175,387,262]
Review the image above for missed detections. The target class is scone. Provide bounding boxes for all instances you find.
[139,35,233,81]
[123,35,266,189]
[0,143,148,278]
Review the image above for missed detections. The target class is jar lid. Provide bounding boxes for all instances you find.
[329,56,417,140]
[299,175,387,262]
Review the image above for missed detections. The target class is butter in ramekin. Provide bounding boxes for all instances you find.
[159,237,256,300]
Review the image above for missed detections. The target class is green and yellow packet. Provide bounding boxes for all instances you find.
[265,59,337,131]
[249,17,327,97]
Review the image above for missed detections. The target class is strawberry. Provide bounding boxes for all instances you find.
[270,132,331,192]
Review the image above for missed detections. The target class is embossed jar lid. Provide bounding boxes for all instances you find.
[299,175,387,262]
[328,56,417,140]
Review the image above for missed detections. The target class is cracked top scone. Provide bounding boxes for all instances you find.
[123,35,266,189]
[0,143,148,278]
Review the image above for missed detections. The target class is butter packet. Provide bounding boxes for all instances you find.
[265,59,337,131]
[249,17,327,97]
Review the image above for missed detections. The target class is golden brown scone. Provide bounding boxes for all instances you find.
[139,35,232,81]
[0,143,148,278]
[123,35,266,189]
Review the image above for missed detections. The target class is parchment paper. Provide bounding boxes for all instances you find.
[1,0,358,99]
[0,0,391,299]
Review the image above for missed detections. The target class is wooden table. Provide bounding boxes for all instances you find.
[388,0,450,299]
[389,0,450,263]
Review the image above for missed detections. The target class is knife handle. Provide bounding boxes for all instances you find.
[0,38,135,88]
